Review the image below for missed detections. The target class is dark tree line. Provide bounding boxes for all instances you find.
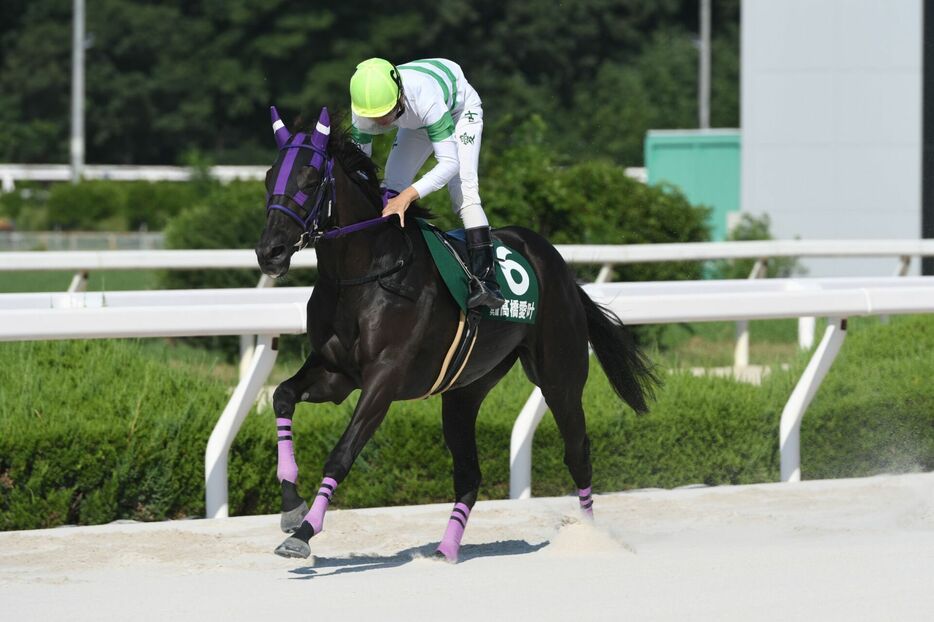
[0,0,739,166]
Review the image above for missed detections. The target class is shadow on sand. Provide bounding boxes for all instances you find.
[288,539,549,579]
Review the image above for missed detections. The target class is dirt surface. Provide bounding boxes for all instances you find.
[1,472,932,621]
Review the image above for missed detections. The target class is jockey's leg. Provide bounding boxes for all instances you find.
[435,353,518,562]
[465,227,505,309]
[272,352,355,533]
[275,377,395,559]
[449,107,504,310]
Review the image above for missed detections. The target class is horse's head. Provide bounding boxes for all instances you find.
[255,106,335,278]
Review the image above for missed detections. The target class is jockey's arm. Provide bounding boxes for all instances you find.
[382,137,457,228]
[411,133,458,199]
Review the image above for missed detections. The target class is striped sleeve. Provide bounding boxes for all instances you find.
[424,112,455,142]
[350,125,374,145]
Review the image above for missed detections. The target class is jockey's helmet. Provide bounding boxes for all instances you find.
[350,58,403,118]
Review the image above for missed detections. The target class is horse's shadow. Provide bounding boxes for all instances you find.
[287,539,549,579]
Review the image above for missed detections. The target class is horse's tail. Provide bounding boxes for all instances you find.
[577,285,660,414]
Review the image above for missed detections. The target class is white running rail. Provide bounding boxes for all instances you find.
[3,239,931,361]
[3,277,934,515]
[0,163,266,191]
[4,239,934,274]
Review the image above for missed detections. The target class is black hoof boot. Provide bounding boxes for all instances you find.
[275,537,311,559]
[274,520,315,558]
[280,481,308,533]
[465,226,505,310]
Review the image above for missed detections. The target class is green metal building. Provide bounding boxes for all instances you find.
[644,129,741,241]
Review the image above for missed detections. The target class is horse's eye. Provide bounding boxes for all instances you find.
[296,166,321,190]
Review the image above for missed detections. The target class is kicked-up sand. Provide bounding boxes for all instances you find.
[1,472,932,621]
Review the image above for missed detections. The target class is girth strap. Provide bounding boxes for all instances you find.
[416,309,481,399]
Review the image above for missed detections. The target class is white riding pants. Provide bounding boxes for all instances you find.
[383,107,488,229]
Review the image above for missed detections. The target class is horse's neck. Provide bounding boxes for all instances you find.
[319,168,400,279]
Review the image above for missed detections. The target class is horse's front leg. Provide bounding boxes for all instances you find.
[273,351,356,533]
[275,375,395,559]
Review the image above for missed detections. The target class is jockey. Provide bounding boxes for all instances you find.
[349,57,505,311]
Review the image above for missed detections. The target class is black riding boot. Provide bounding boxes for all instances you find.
[465,226,506,310]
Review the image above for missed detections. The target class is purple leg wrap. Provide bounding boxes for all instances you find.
[579,487,594,518]
[436,502,471,562]
[302,477,339,534]
[276,418,299,484]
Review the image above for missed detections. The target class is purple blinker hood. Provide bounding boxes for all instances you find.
[268,105,332,199]
[266,105,392,241]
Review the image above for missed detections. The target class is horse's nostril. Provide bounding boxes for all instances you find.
[268,245,286,260]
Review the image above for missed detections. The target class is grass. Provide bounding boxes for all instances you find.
[2,313,932,529]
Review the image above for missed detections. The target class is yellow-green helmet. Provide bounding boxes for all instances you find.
[350,58,401,117]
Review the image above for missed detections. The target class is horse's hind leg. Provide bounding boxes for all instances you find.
[435,352,519,563]
[272,351,355,533]
[520,323,595,518]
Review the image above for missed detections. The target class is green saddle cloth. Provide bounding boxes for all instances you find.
[416,218,539,324]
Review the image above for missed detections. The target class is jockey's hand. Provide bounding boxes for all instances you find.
[381,186,420,228]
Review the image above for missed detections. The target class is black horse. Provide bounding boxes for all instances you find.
[255,107,657,562]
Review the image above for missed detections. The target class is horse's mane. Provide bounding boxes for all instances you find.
[297,114,434,221]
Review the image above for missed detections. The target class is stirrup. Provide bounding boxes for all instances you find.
[467,277,505,310]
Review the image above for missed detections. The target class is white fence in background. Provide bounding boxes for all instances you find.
[3,239,934,370]
[3,277,934,517]
[0,164,266,192]
[0,164,642,191]
[0,231,164,252]
[6,239,934,275]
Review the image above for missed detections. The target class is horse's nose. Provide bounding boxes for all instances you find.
[258,243,287,263]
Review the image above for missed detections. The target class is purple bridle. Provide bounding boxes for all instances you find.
[266,106,392,249]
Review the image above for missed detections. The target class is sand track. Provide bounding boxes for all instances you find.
[2,472,932,621]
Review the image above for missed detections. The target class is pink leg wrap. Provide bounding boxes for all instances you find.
[302,477,339,534]
[276,418,299,484]
[579,487,594,518]
[436,503,471,562]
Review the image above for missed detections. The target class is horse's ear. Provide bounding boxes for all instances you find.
[312,107,331,149]
[270,106,290,148]
[310,107,331,169]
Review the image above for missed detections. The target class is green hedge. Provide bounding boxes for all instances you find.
[160,181,269,290]
[2,315,932,531]
[0,340,229,529]
[0,180,204,232]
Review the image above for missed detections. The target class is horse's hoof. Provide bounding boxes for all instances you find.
[275,537,311,559]
[280,501,309,534]
[433,548,457,564]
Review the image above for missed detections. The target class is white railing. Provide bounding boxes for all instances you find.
[3,277,934,516]
[5,239,934,274]
[510,276,934,498]
[3,239,933,369]
[0,163,266,192]
[1,163,646,191]
[0,231,164,252]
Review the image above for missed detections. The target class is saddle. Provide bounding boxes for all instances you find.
[413,219,540,399]
[416,219,539,323]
